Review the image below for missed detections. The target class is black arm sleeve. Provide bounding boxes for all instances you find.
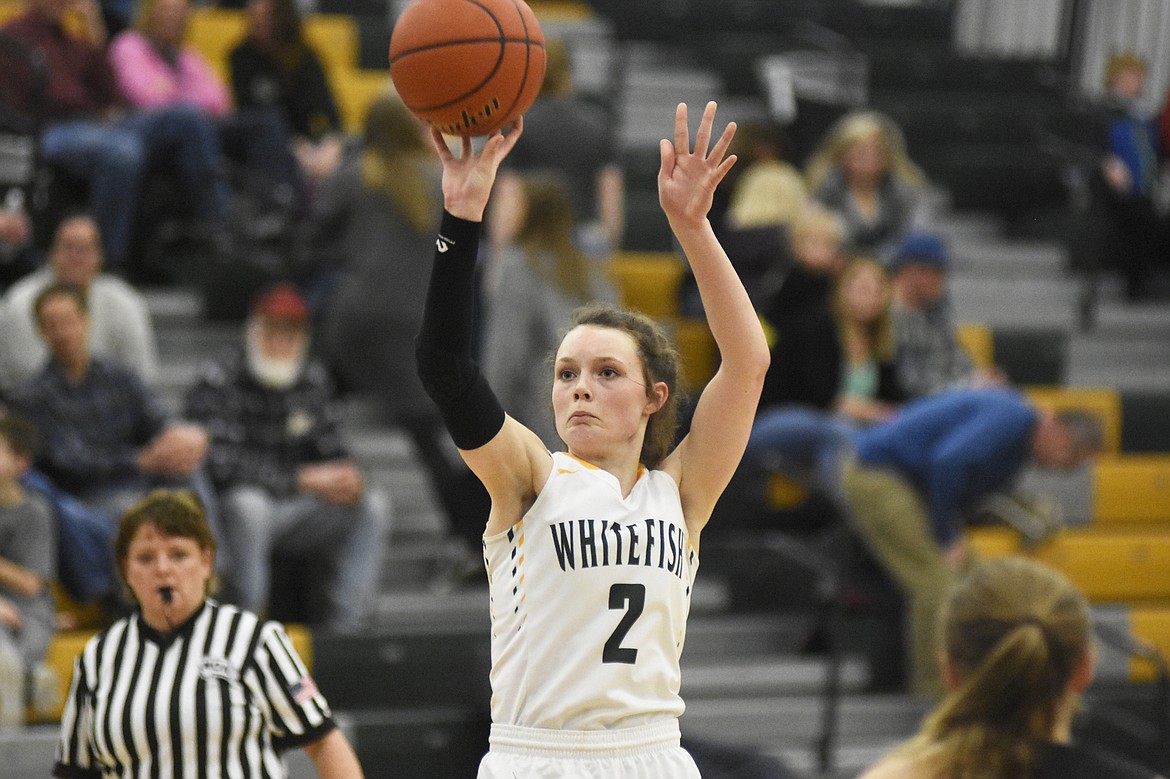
[415,211,506,450]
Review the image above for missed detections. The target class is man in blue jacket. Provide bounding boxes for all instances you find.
[841,388,1102,697]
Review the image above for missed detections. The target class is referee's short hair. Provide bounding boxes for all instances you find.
[115,490,217,588]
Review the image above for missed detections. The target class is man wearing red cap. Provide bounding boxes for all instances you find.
[184,283,389,634]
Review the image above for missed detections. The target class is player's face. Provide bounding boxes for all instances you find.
[123,523,213,628]
[552,325,660,457]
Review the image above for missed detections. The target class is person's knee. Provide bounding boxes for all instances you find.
[223,486,274,538]
[99,132,146,173]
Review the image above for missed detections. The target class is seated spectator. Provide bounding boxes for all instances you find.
[888,230,1004,399]
[860,557,1163,779]
[310,94,489,566]
[833,257,904,427]
[493,37,623,252]
[0,212,158,397]
[0,0,229,272]
[745,208,850,489]
[107,0,301,202]
[805,110,931,257]
[184,284,389,634]
[725,121,807,236]
[839,388,1103,698]
[0,414,58,727]
[230,0,344,198]
[1092,52,1168,301]
[483,174,617,450]
[13,282,211,527]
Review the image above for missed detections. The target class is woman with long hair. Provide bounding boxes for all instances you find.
[862,556,1163,779]
[833,256,903,426]
[805,110,929,256]
[482,174,616,449]
[416,102,770,776]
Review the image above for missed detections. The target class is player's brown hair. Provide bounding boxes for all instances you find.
[893,557,1092,778]
[568,303,680,469]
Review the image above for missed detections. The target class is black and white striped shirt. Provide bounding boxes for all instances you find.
[54,600,335,778]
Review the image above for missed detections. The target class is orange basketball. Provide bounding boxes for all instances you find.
[389,0,546,137]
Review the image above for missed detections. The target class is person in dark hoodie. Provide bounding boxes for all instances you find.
[745,206,904,490]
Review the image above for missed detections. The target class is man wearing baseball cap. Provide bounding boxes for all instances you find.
[887,231,1003,398]
[184,283,389,634]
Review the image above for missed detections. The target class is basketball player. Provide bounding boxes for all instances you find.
[416,102,770,777]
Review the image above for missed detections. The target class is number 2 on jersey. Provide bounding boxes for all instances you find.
[603,583,645,664]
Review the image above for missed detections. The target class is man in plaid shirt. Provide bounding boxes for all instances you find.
[16,282,210,517]
[184,283,388,634]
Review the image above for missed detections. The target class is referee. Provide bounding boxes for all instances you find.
[53,490,364,778]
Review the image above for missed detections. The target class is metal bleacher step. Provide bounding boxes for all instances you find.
[683,654,871,699]
[951,275,1080,330]
[681,692,930,752]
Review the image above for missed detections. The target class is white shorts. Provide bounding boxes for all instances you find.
[478,720,701,778]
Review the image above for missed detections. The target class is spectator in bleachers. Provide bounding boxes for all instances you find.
[805,110,931,257]
[683,121,807,311]
[0,414,58,727]
[0,212,158,398]
[746,217,904,495]
[725,121,808,237]
[888,230,1004,399]
[0,0,230,271]
[839,388,1103,698]
[107,0,302,203]
[493,36,623,253]
[183,283,389,634]
[860,556,1162,779]
[229,0,343,198]
[309,94,490,567]
[483,174,617,451]
[833,257,904,427]
[13,282,212,527]
[1094,52,1168,301]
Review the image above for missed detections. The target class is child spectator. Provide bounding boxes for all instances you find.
[0,414,58,726]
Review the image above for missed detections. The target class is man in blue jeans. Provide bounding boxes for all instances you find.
[1,0,228,270]
[840,388,1103,698]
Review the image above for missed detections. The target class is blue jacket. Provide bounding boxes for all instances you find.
[853,389,1038,546]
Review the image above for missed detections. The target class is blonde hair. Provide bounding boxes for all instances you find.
[834,257,895,361]
[894,557,1092,778]
[1104,51,1146,89]
[516,174,597,302]
[790,204,844,245]
[360,93,438,232]
[805,110,925,192]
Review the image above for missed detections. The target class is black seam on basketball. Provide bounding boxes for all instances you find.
[395,0,507,115]
[389,36,541,62]
[390,0,544,132]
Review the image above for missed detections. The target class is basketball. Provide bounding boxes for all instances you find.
[389,0,547,137]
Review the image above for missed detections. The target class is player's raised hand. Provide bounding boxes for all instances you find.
[657,102,737,230]
[429,118,524,222]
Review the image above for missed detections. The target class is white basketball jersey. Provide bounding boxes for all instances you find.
[484,451,698,730]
